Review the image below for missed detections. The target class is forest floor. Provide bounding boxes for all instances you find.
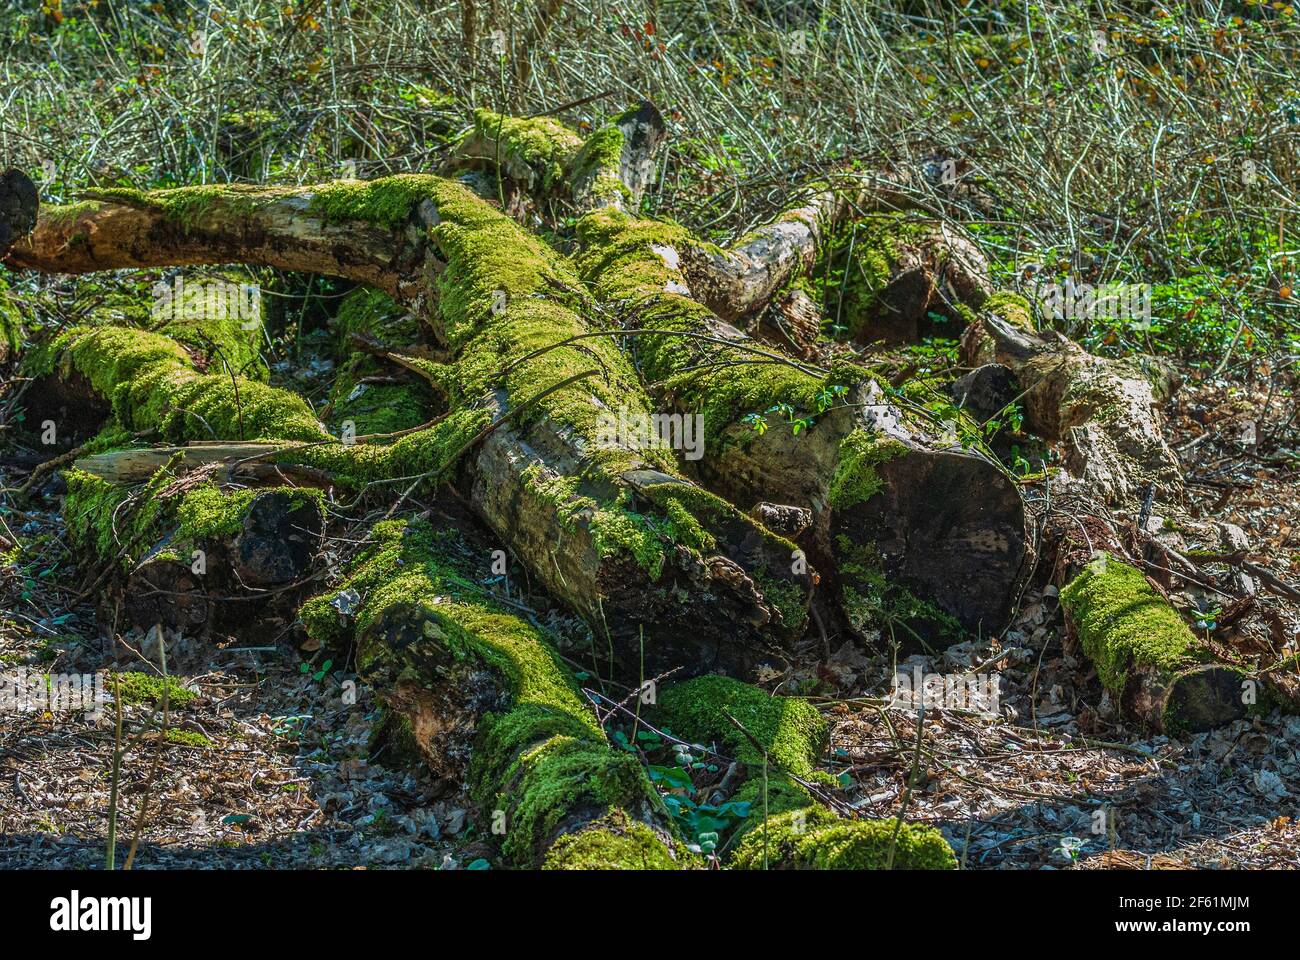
[2,351,1296,870]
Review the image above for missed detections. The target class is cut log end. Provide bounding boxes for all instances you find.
[0,168,38,258]
[832,443,1027,643]
[1156,664,1249,735]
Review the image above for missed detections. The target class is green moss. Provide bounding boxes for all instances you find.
[568,122,632,205]
[1059,554,1198,694]
[657,675,827,777]
[466,108,584,193]
[731,809,956,870]
[310,173,444,229]
[86,184,262,229]
[111,672,197,707]
[542,809,689,870]
[575,208,842,451]
[485,733,654,863]
[63,466,175,565]
[64,464,319,569]
[814,214,930,339]
[982,291,1034,329]
[41,199,100,226]
[300,519,672,867]
[326,286,432,436]
[0,276,23,358]
[331,286,418,351]
[835,535,964,639]
[827,432,907,510]
[164,728,213,748]
[30,323,319,442]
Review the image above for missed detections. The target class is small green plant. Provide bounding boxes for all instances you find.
[300,658,333,682]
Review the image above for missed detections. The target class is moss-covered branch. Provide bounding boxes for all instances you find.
[300,518,690,869]
[397,178,812,680]
[446,102,667,214]
[1059,554,1253,733]
[5,178,407,293]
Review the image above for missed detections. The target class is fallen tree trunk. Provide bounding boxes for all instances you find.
[299,517,689,869]
[575,207,1027,642]
[7,173,814,683]
[961,293,1184,505]
[63,466,324,634]
[955,294,1267,730]
[5,180,405,294]
[1058,551,1252,733]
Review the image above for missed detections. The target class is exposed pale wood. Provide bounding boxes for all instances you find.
[74,444,288,483]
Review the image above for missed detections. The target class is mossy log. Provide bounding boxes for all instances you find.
[730,806,957,870]
[6,172,814,682]
[20,268,275,447]
[300,518,690,870]
[63,467,324,634]
[451,111,965,333]
[962,293,1183,505]
[447,102,667,214]
[408,179,813,679]
[669,169,935,325]
[656,675,956,869]
[1059,554,1252,733]
[820,213,993,345]
[576,208,1027,641]
[4,181,405,295]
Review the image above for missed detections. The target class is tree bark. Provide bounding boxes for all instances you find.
[962,293,1183,506]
